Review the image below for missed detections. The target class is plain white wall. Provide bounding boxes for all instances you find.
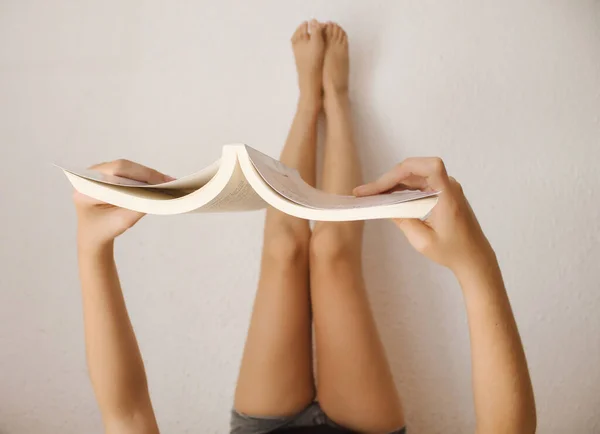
[1,1,599,432]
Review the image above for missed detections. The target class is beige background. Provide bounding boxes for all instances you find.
[1,1,599,433]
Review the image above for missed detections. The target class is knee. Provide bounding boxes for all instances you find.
[309,223,362,264]
[263,226,310,263]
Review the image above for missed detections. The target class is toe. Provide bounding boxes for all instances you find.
[292,21,307,42]
[309,19,324,42]
[337,25,345,42]
[340,27,348,44]
[325,22,334,42]
[300,21,309,40]
[309,19,322,36]
[331,23,341,41]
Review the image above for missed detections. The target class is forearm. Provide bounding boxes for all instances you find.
[457,257,536,433]
[78,239,155,425]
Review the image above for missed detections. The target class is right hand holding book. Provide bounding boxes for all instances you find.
[354,157,496,276]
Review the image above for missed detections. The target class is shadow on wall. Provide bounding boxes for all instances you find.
[350,26,470,429]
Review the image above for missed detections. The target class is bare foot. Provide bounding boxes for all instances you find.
[291,20,325,108]
[323,22,349,97]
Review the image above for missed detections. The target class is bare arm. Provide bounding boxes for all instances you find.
[74,160,171,434]
[457,256,536,433]
[355,158,536,433]
[78,241,158,434]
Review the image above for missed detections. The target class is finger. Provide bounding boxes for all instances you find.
[395,157,450,191]
[448,176,464,195]
[364,176,429,194]
[114,208,146,228]
[72,191,107,207]
[354,157,450,196]
[385,184,411,192]
[393,218,435,253]
[94,160,172,185]
[353,170,401,196]
[390,174,429,192]
[110,160,170,184]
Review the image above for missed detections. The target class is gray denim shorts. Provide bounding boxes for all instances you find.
[231,402,406,434]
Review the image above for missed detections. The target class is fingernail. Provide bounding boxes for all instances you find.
[164,175,176,182]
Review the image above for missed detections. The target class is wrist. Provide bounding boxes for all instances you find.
[452,248,501,288]
[77,231,114,257]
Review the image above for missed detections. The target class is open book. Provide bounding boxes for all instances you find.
[58,145,438,221]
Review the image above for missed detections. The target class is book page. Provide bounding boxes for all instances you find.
[197,162,265,212]
[245,146,438,210]
[61,148,266,215]
[56,159,221,191]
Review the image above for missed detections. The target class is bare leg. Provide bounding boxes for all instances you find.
[310,22,405,432]
[234,20,324,416]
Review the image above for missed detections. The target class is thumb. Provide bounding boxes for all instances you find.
[393,218,434,254]
[113,208,145,230]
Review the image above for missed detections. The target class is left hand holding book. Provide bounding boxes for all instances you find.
[74,159,174,248]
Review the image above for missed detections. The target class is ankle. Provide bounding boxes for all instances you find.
[323,90,349,111]
[298,93,322,112]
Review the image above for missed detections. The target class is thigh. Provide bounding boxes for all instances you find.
[309,225,405,433]
[234,222,315,417]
